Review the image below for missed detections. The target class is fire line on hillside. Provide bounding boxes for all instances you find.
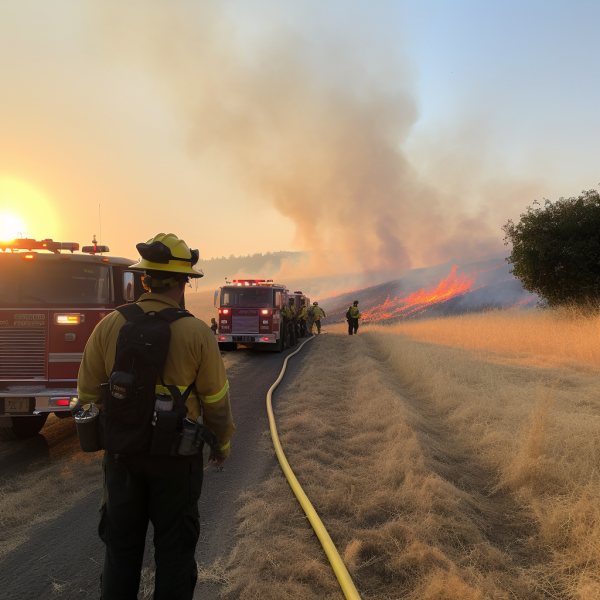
[362,265,477,321]
[320,260,538,323]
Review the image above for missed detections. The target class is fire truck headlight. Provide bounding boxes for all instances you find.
[55,314,83,325]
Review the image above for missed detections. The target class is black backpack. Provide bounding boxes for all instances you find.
[100,304,194,455]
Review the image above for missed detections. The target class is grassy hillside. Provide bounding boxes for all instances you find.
[320,257,537,323]
[208,309,600,599]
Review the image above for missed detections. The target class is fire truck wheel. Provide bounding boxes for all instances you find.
[275,333,285,352]
[0,414,49,440]
[282,327,289,350]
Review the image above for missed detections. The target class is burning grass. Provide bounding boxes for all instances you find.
[362,264,477,320]
[215,312,600,599]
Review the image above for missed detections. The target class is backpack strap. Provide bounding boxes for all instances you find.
[157,307,195,414]
[156,307,195,322]
[165,383,195,414]
[115,305,195,414]
[116,303,144,321]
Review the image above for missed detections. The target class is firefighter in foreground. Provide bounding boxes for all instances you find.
[312,301,326,334]
[347,300,361,335]
[76,233,235,600]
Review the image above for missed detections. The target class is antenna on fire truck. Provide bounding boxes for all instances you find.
[98,204,102,255]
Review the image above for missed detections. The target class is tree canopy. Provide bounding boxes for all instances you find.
[502,188,600,307]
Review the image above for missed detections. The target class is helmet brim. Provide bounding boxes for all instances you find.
[129,258,204,278]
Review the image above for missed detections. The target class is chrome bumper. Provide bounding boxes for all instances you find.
[0,386,77,414]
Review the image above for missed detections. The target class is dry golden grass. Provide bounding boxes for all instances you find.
[216,311,600,599]
[379,308,600,370]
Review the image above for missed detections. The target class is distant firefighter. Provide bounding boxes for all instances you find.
[210,317,218,335]
[306,304,315,336]
[312,301,326,334]
[346,300,361,335]
[281,299,297,346]
[298,301,308,337]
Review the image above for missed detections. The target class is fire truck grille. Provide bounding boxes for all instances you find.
[232,315,259,333]
[0,328,46,380]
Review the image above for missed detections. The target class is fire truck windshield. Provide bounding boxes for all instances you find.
[221,287,274,308]
[0,260,111,305]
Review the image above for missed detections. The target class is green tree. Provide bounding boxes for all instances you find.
[502,188,600,307]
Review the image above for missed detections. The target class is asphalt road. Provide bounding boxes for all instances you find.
[0,340,313,600]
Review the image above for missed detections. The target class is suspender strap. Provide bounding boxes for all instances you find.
[116,303,144,320]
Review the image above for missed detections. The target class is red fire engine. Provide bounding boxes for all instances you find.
[214,279,290,352]
[0,237,145,439]
[213,280,312,351]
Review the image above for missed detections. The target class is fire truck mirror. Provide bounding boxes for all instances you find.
[123,272,135,302]
[213,289,219,308]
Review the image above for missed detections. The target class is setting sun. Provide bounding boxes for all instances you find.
[0,213,25,241]
[0,178,58,242]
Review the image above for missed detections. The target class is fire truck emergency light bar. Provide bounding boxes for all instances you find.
[0,238,79,254]
[230,279,276,286]
[82,245,110,254]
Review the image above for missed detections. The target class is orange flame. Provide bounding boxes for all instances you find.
[362,265,476,321]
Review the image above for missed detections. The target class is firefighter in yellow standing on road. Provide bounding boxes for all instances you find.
[77,233,235,600]
[306,303,315,336]
[297,301,308,337]
[312,301,326,334]
[285,297,297,345]
[347,300,361,335]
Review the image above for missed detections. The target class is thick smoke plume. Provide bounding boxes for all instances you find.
[94,1,535,276]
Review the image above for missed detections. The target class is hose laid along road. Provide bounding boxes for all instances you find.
[266,334,362,600]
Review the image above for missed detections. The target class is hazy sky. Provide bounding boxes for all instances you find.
[1,0,598,273]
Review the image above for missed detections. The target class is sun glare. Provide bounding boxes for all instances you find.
[0,213,25,241]
[0,178,58,241]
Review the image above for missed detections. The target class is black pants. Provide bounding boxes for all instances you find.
[99,451,203,600]
[299,319,306,337]
[348,318,359,335]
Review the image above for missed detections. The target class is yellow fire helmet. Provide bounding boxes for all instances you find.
[129,233,204,278]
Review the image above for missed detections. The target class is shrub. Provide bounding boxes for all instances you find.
[502,188,600,307]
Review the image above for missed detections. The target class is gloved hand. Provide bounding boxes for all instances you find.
[208,450,227,468]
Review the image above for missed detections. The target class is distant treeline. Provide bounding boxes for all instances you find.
[197,250,309,288]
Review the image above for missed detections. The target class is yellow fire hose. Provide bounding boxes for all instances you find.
[266,334,362,600]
